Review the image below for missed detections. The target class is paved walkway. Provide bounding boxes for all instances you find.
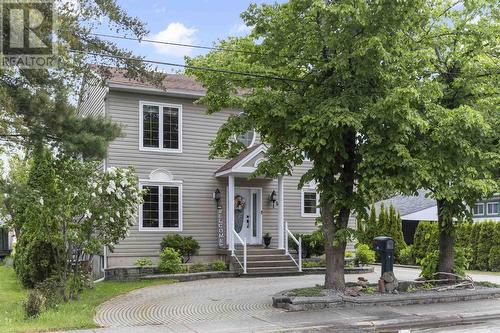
[89,267,500,332]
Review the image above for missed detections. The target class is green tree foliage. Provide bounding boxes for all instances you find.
[400,0,500,276]
[0,0,163,157]
[186,0,431,289]
[3,149,143,293]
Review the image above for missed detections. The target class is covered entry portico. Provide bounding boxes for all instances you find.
[214,144,285,253]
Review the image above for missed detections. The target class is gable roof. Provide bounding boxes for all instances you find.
[215,144,264,176]
[88,66,206,97]
[375,189,437,217]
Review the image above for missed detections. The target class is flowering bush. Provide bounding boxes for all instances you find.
[3,149,143,295]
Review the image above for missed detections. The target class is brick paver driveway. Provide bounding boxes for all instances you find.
[94,267,500,330]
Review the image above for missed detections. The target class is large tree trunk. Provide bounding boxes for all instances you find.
[437,199,455,278]
[323,199,347,290]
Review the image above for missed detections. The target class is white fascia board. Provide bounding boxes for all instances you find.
[401,205,438,221]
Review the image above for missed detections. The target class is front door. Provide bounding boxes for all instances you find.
[233,188,262,244]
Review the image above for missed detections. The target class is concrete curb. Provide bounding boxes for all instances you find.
[303,266,374,275]
[273,288,500,311]
[356,312,500,331]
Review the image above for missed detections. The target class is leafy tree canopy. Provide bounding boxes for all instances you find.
[0,0,163,158]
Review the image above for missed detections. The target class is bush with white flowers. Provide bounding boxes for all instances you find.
[2,149,143,296]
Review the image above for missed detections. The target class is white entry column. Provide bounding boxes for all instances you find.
[228,175,235,254]
[278,175,285,249]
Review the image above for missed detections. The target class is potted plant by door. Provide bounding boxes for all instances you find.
[263,233,272,248]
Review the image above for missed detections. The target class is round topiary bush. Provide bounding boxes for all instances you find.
[158,247,182,273]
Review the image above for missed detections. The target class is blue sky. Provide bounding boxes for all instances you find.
[96,0,282,72]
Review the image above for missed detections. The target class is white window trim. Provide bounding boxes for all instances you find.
[139,180,183,232]
[301,189,320,218]
[302,151,310,162]
[486,202,499,216]
[233,129,256,148]
[473,203,485,216]
[139,101,183,153]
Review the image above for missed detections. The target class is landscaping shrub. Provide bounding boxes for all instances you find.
[211,260,227,271]
[13,237,63,288]
[355,244,375,266]
[488,246,500,272]
[158,248,182,273]
[345,251,353,258]
[289,229,324,258]
[35,275,65,308]
[476,221,497,271]
[187,263,208,273]
[24,289,46,318]
[356,203,407,262]
[160,234,200,263]
[134,258,153,267]
[413,221,438,263]
[420,247,470,279]
[399,245,415,265]
[412,220,500,271]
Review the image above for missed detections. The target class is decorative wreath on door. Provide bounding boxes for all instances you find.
[234,195,246,233]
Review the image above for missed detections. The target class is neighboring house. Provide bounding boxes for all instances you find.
[0,220,14,258]
[78,68,356,272]
[375,190,500,244]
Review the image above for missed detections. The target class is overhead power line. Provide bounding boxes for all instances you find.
[71,50,310,84]
[88,32,265,56]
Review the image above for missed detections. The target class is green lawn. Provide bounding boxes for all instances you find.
[0,266,175,333]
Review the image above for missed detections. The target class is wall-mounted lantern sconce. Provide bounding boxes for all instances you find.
[213,188,221,203]
[269,190,278,208]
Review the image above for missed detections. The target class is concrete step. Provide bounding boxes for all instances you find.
[233,254,292,262]
[234,249,286,256]
[245,266,300,275]
[246,260,297,268]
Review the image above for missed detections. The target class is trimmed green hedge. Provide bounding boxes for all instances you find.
[413,220,500,271]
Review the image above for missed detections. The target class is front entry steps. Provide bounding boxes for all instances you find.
[231,246,302,276]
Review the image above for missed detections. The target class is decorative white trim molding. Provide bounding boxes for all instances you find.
[254,158,265,167]
[149,168,174,182]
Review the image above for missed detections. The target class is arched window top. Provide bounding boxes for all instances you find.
[149,168,174,182]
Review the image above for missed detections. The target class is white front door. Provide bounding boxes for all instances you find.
[233,188,262,245]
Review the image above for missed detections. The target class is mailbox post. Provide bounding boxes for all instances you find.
[373,236,394,276]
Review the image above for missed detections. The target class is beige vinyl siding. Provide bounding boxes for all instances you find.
[77,79,107,118]
[84,88,353,265]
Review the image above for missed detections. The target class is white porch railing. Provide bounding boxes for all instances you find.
[231,229,247,274]
[284,221,302,272]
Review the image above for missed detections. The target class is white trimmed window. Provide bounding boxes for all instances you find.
[235,129,256,148]
[487,202,499,216]
[472,203,484,216]
[140,182,182,231]
[140,101,182,153]
[301,183,320,217]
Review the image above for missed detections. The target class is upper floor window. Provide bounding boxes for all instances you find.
[487,202,499,216]
[140,101,182,153]
[473,203,484,216]
[301,182,320,218]
[140,182,182,231]
[236,130,256,148]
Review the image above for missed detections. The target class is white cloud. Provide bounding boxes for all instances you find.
[229,23,252,36]
[150,22,197,58]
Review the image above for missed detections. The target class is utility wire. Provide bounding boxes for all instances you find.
[72,50,310,84]
[88,32,267,57]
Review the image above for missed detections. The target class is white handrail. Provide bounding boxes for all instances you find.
[232,229,247,274]
[284,221,302,272]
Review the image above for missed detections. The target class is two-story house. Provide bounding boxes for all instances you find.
[78,68,356,274]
